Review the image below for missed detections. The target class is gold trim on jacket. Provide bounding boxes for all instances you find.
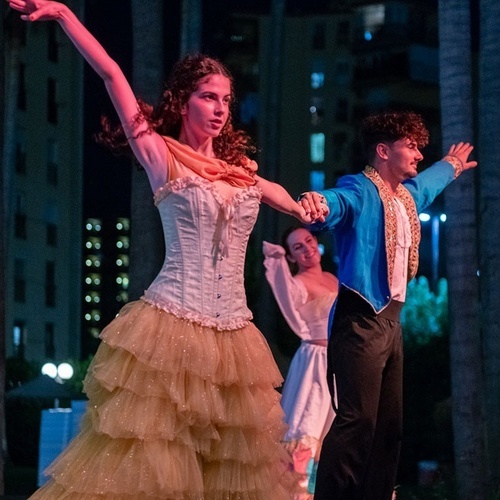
[363,166,420,285]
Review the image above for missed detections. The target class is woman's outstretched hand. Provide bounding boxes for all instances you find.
[298,192,329,224]
[6,0,66,21]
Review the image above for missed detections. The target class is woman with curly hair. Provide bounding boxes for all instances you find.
[7,0,323,498]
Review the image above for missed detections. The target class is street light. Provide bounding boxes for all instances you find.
[41,362,74,383]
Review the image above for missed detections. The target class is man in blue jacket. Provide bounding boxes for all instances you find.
[298,110,477,500]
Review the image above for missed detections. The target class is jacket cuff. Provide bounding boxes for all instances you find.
[442,155,463,178]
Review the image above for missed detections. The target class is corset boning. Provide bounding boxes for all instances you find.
[142,177,261,330]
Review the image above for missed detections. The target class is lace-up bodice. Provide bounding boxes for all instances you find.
[143,176,262,330]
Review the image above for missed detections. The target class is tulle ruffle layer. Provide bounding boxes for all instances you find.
[31,300,293,499]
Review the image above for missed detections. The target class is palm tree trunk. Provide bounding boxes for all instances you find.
[253,0,286,345]
[0,2,6,493]
[478,0,500,495]
[438,1,486,498]
[128,0,165,300]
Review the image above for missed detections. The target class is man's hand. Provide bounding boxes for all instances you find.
[446,142,477,172]
[298,192,329,223]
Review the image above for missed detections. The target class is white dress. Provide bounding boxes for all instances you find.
[30,140,294,499]
[263,242,336,498]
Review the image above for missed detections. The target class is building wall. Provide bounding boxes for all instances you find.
[5,0,83,363]
[223,2,441,289]
[81,216,130,359]
[254,4,440,255]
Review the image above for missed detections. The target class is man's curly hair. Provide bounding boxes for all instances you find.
[360,110,429,163]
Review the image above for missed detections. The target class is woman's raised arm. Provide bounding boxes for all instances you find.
[7,0,168,190]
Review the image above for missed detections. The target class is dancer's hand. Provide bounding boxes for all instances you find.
[298,192,329,223]
[6,0,66,22]
[445,142,477,172]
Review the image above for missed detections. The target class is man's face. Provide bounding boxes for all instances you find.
[385,137,424,181]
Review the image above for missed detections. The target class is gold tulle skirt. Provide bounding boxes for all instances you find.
[31,300,293,499]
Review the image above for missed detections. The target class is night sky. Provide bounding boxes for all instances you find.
[82,0,134,220]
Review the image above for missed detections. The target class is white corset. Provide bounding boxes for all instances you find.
[142,176,262,330]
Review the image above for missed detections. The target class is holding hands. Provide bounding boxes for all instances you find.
[298,193,329,223]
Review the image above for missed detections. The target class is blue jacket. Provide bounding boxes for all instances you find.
[313,160,456,313]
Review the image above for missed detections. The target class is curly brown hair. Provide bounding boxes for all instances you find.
[360,110,430,163]
[97,54,256,167]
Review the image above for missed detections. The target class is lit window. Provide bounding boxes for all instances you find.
[116,218,130,231]
[358,4,385,41]
[116,236,129,249]
[13,321,26,358]
[116,255,129,267]
[85,218,102,232]
[310,133,325,163]
[85,255,101,268]
[311,72,325,89]
[13,325,22,348]
[310,170,325,191]
[86,291,101,304]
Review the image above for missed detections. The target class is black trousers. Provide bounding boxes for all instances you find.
[314,288,404,500]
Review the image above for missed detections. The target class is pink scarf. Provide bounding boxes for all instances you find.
[163,136,257,188]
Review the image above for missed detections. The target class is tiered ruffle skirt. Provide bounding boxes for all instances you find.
[30,300,293,499]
